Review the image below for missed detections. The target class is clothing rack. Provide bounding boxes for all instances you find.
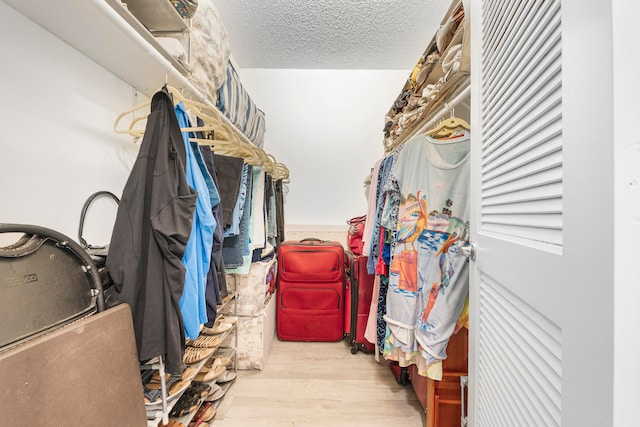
[114,79,290,181]
[158,80,290,181]
[419,85,471,136]
[174,80,289,181]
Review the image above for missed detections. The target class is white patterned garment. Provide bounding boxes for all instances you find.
[383,131,470,365]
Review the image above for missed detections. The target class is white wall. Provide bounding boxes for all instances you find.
[0,2,140,245]
[237,68,408,226]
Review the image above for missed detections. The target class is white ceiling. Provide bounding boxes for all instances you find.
[214,0,452,70]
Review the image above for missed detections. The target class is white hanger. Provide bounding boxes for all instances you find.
[113,85,226,137]
[425,103,470,138]
[113,86,289,178]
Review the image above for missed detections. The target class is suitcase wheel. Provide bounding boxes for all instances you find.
[399,367,410,386]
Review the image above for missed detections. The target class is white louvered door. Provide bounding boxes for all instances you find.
[468,0,616,425]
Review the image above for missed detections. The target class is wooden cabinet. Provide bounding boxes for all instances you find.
[408,328,468,427]
[427,328,468,427]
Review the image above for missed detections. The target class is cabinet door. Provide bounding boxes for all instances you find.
[469,0,615,425]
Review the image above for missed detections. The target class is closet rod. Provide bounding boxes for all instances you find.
[419,85,471,135]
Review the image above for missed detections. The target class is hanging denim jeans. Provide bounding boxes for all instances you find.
[223,165,253,269]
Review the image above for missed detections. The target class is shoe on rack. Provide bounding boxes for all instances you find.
[183,346,214,364]
[182,365,197,381]
[216,369,237,385]
[194,357,226,382]
[169,393,201,418]
[204,355,232,369]
[183,382,211,400]
[220,315,238,325]
[143,372,189,405]
[192,401,216,423]
[188,334,221,348]
[202,315,235,335]
[204,383,226,402]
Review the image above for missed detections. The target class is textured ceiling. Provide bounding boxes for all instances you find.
[214,0,452,70]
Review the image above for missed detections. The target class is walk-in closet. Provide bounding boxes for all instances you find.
[0,0,637,426]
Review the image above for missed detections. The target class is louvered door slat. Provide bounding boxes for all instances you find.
[482,0,539,100]
[475,0,564,424]
[483,133,562,184]
[482,51,561,155]
[482,198,562,215]
[482,127,562,191]
[483,167,562,197]
[481,213,561,230]
[482,21,561,135]
[480,0,562,247]
[481,0,521,75]
[484,182,562,209]
[481,0,518,72]
[480,223,562,246]
[479,314,559,425]
[478,275,562,427]
[482,113,562,182]
[482,1,558,109]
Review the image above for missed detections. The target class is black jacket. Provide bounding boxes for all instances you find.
[107,89,196,374]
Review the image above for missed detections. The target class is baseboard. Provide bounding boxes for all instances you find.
[284,224,349,248]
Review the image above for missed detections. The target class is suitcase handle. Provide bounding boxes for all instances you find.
[78,191,120,250]
[300,238,325,242]
[0,232,46,257]
[0,223,105,312]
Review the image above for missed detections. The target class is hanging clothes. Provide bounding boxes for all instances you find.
[223,165,254,274]
[175,102,216,340]
[213,154,245,229]
[223,164,252,269]
[249,166,266,254]
[107,88,196,375]
[194,122,229,326]
[362,158,383,256]
[367,154,400,275]
[265,174,277,248]
[382,131,471,373]
[274,179,285,246]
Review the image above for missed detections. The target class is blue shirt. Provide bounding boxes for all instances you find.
[175,102,216,340]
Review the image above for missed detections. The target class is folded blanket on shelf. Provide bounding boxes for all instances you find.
[216,60,267,148]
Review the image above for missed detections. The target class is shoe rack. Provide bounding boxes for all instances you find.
[144,292,238,427]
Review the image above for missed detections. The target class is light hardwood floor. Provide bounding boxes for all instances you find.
[213,339,425,426]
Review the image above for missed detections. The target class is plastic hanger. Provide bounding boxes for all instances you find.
[113,85,225,137]
[112,85,289,175]
[190,127,267,168]
[165,85,224,131]
[113,99,152,138]
[424,103,470,138]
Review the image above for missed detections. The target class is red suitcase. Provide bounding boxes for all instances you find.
[344,252,375,353]
[276,239,345,341]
